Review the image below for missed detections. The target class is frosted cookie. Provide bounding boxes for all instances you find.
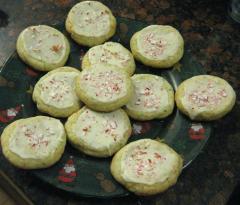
[1,116,66,169]
[130,25,184,68]
[76,67,133,112]
[82,42,135,76]
[65,107,131,157]
[175,75,236,121]
[33,67,81,118]
[65,1,116,47]
[111,139,183,196]
[16,25,70,71]
[125,74,174,120]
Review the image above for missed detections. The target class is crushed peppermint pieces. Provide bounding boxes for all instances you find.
[40,76,73,102]
[188,82,228,107]
[82,70,124,100]
[103,120,119,141]
[22,125,53,149]
[51,44,63,52]
[133,84,161,109]
[110,121,117,129]
[93,47,130,66]
[25,26,66,59]
[82,125,92,136]
[74,3,110,33]
[142,32,167,57]
[80,110,121,142]
[127,146,167,177]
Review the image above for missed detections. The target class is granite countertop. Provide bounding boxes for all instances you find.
[0,0,240,205]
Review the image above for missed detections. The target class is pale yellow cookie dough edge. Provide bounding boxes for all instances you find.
[81,42,136,76]
[76,68,133,112]
[125,74,175,121]
[175,75,236,121]
[32,67,82,118]
[1,116,66,169]
[65,107,132,157]
[130,26,184,68]
[110,139,183,196]
[65,2,117,47]
[16,26,70,71]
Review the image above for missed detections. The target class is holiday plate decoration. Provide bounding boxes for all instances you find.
[188,123,206,140]
[0,17,211,198]
[58,156,77,183]
[0,104,24,123]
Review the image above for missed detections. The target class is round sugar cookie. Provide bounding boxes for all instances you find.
[130,25,184,68]
[76,67,133,112]
[125,74,174,120]
[65,1,116,47]
[175,75,236,121]
[65,107,132,157]
[33,67,81,118]
[1,116,66,169]
[82,42,135,76]
[110,139,183,196]
[16,25,70,71]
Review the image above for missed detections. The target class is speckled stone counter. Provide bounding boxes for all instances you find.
[0,0,240,205]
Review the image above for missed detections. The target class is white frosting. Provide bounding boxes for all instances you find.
[137,25,180,60]
[181,76,233,119]
[23,25,66,63]
[70,1,111,37]
[88,42,131,69]
[80,69,127,102]
[9,117,65,159]
[126,75,169,112]
[73,108,129,153]
[121,140,179,185]
[38,72,79,109]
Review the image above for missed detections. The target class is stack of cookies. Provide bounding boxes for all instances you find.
[0,1,236,196]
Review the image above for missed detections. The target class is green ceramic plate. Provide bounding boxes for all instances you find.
[0,17,211,198]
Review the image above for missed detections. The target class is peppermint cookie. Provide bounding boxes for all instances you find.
[175,75,236,121]
[65,1,116,47]
[76,67,133,112]
[33,67,81,118]
[1,116,66,169]
[16,25,70,71]
[82,42,135,76]
[130,25,184,68]
[65,107,131,157]
[125,74,174,120]
[111,139,183,196]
